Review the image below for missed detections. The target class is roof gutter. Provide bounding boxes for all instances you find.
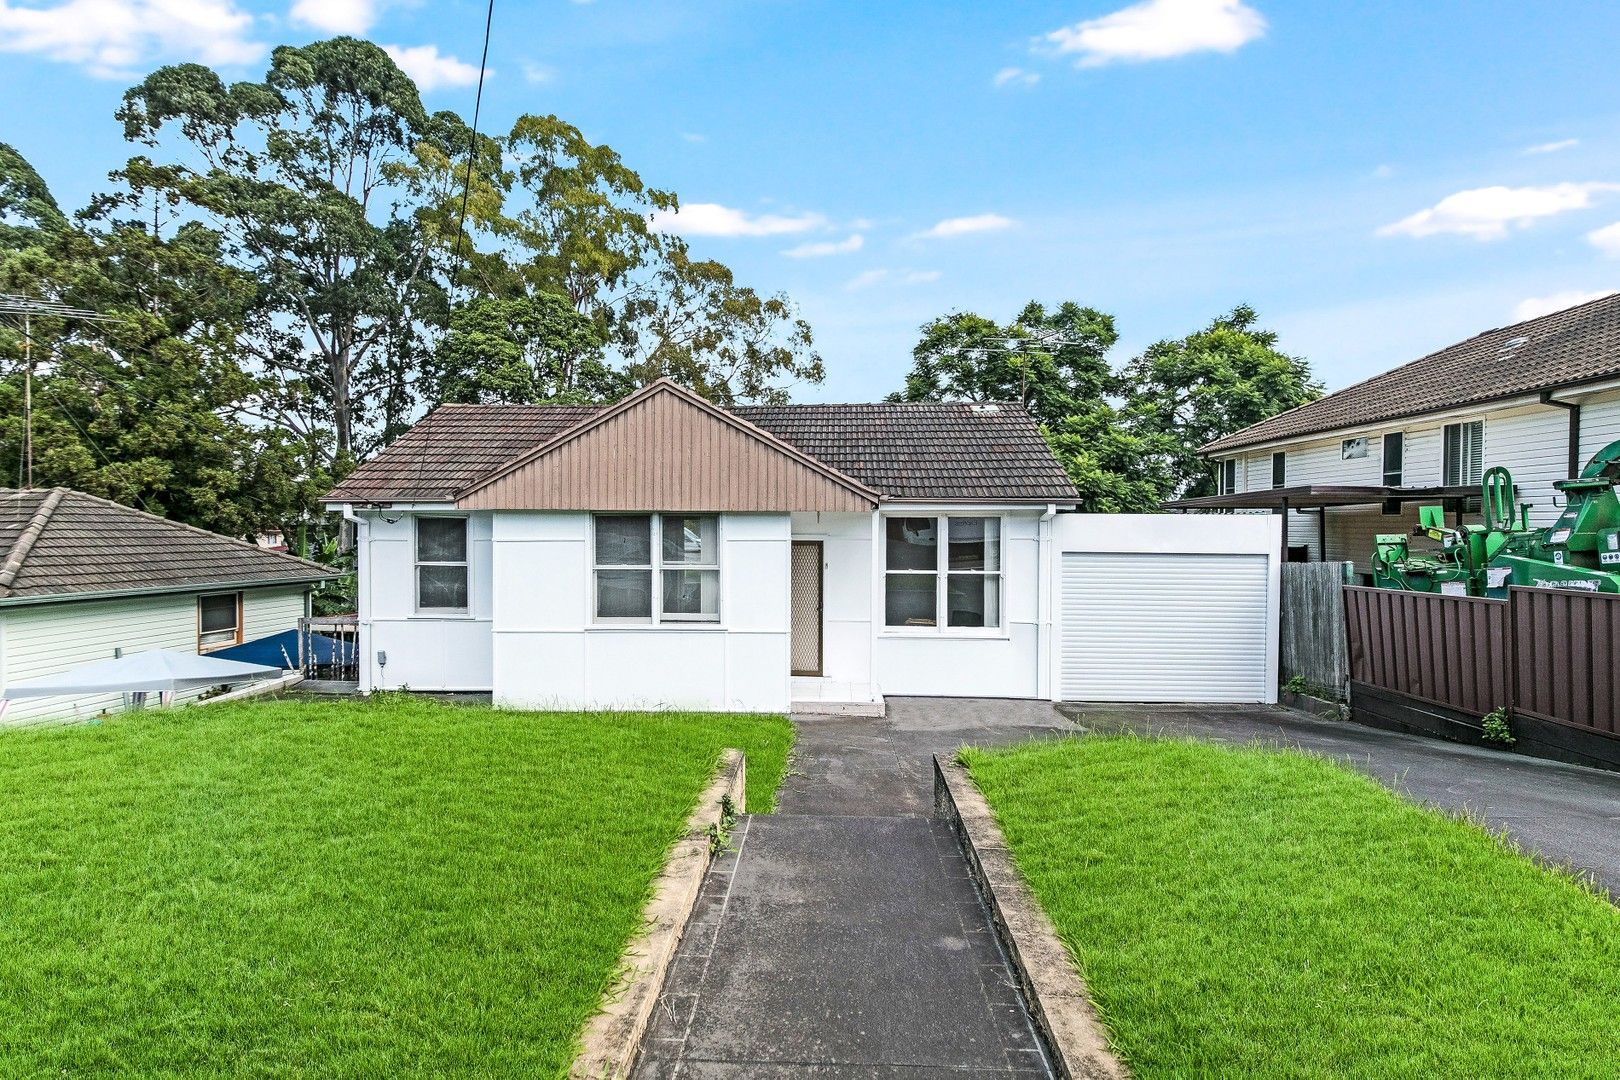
[0,574,336,610]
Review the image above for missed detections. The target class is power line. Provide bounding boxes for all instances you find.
[453,0,496,267]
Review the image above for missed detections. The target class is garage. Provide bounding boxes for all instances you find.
[1052,515,1280,704]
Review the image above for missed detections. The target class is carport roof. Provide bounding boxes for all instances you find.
[1162,483,1479,511]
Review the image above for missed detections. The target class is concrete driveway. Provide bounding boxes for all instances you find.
[1064,702,1620,897]
[634,698,1070,1079]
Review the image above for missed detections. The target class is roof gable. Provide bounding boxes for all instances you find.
[0,488,337,603]
[455,379,880,512]
[1204,291,1620,455]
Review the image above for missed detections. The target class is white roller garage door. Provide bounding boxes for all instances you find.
[1060,552,1271,703]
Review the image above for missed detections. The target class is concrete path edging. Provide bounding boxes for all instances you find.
[934,754,1130,1080]
[571,748,746,1079]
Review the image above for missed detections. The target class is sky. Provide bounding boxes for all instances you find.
[4,0,1620,403]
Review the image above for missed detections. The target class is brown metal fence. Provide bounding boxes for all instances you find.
[1511,589,1620,735]
[1343,586,1510,716]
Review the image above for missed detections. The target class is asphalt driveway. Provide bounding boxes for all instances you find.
[1064,702,1620,896]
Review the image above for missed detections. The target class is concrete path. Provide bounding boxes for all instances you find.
[634,699,1069,1079]
[1065,702,1620,896]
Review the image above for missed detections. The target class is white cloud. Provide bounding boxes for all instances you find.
[913,213,1015,239]
[0,0,263,76]
[1370,164,1395,180]
[290,0,377,34]
[1045,0,1265,68]
[681,132,707,143]
[1377,182,1620,240]
[1588,221,1620,257]
[992,66,1039,88]
[783,234,864,258]
[521,61,555,84]
[1523,138,1579,156]
[1512,289,1616,322]
[845,268,940,290]
[383,43,484,91]
[648,202,825,238]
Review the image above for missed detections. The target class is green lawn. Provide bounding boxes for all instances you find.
[961,736,1620,1079]
[0,695,790,1076]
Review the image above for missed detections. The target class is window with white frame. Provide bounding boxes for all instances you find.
[884,516,1001,630]
[415,516,469,612]
[594,514,720,623]
[1218,458,1238,495]
[1443,421,1484,486]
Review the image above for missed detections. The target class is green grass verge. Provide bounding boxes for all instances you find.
[961,735,1620,1079]
[0,696,791,1076]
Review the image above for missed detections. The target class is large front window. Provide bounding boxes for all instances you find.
[884,516,1001,630]
[595,514,720,623]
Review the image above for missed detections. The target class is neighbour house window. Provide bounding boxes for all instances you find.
[594,514,720,623]
[1219,459,1238,495]
[415,516,470,612]
[884,516,1001,630]
[198,592,242,651]
[1271,452,1286,489]
[1382,432,1404,486]
[1443,421,1484,486]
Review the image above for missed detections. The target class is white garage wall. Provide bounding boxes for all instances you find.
[1054,513,1281,703]
[489,511,791,712]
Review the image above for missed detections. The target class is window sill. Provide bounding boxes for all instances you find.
[586,623,728,632]
[413,610,476,620]
[879,628,1010,641]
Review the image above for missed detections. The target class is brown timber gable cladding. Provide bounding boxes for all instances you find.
[455,380,880,512]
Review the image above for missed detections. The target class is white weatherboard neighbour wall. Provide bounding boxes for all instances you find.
[1218,388,1620,572]
[489,512,790,712]
[0,585,308,728]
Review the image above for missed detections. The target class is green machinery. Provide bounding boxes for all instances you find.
[1372,440,1620,596]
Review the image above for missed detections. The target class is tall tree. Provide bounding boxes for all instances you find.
[1124,304,1322,498]
[113,38,469,470]
[425,292,627,405]
[0,142,68,249]
[891,301,1117,425]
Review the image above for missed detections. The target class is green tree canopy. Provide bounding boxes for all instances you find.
[426,293,627,405]
[1124,304,1322,497]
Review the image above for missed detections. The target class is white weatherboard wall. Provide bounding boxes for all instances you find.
[1226,391,1620,571]
[1054,514,1280,704]
[872,509,1048,700]
[0,585,308,728]
[360,510,495,692]
[490,512,790,712]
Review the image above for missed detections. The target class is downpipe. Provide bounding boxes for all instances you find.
[1038,503,1057,701]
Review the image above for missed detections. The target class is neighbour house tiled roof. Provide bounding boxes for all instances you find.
[1203,291,1620,455]
[0,488,338,603]
[324,398,1079,504]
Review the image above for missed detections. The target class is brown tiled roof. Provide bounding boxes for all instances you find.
[736,402,1079,501]
[324,399,1079,504]
[0,488,337,604]
[1203,291,1620,454]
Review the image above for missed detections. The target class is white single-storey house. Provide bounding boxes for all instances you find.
[1174,293,1620,577]
[0,488,337,727]
[324,379,1284,711]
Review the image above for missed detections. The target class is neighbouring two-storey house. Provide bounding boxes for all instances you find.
[1168,293,1620,578]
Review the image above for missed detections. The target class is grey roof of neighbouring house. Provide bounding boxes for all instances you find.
[323,398,1080,504]
[1203,291,1620,455]
[0,488,337,604]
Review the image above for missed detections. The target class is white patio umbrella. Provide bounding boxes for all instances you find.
[0,649,282,718]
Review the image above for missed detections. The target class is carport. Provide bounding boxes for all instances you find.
[1051,514,1282,704]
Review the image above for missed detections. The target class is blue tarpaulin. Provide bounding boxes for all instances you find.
[211,630,355,670]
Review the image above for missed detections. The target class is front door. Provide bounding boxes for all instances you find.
[790,541,823,677]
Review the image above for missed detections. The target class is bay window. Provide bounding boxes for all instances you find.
[415,517,469,612]
[884,516,1001,630]
[595,514,720,623]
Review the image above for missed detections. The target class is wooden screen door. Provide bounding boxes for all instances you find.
[790,541,824,677]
